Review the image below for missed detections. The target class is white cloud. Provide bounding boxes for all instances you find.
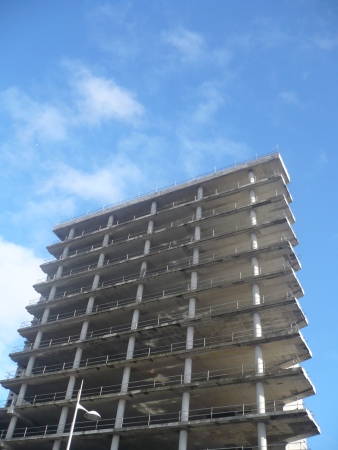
[0,87,68,143]
[279,91,302,107]
[70,68,145,124]
[0,237,44,384]
[164,28,205,62]
[41,156,144,205]
[192,83,224,124]
[312,35,338,51]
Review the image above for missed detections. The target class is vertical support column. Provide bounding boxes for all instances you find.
[258,422,267,450]
[61,227,75,260]
[249,170,255,184]
[150,201,157,215]
[250,210,257,226]
[252,257,259,276]
[250,189,256,204]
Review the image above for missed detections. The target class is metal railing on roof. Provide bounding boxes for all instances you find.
[54,151,279,227]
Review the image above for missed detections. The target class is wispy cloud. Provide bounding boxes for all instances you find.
[192,83,225,124]
[279,91,303,108]
[164,28,206,62]
[312,35,338,51]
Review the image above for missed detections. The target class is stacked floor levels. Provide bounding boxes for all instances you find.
[0,152,319,450]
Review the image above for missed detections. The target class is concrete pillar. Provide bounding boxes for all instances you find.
[80,321,89,341]
[252,284,260,305]
[256,381,266,413]
[249,170,255,184]
[48,285,57,301]
[33,330,43,349]
[126,336,136,360]
[16,383,28,406]
[102,233,110,247]
[251,232,258,250]
[147,220,154,234]
[92,273,100,290]
[188,298,196,318]
[195,206,202,220]
[136,284,144,302]
[41,307,51,324]
[178,430,188,450]
[250,210,257,226]
[121,366,131,393]
[65,375,76,400]
[68,227,75,240]
[131,309,140,331]
[86,296,95,314]
[250,189,256,204]
[73,347,83,369]
[56,405,69,433]
[253,313,262,338]
[184,358,192,384]
[97,252,105,268]
[5,415,18,439]
[115,399,126,428]
[52,440,62,450]
[186,326,194,350]
[192,248,199,265]
[144,239,151,255]
[55,265,63,279]
[257,422,267,450]
[255,346,264,374]
[61,245,70,259]
[190,272,198,291]
[194,225,201,242]
[111,435,120,450]
[107,214,114,227]
[197,186,203,200]
[140,261,147,278]
[150,201,157,215]
[25,356,36,376]
[181,392,190,421]
[252,257,259,276]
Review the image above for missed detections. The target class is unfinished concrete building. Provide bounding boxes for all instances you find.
[0,152,319,450]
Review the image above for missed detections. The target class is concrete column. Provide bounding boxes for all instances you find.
[150,201,157,215]
[126,336,136,360]
[197,186,203,200]
[5,415,18,439]
[194,225,201,242]
[144,239,151,255]
[25,356,36,376]
[251,232,258,250]
[250,190,256,204]
[41,307,51,324]
[97,252,105,268]
[16,383,28,406]
[55,265,63,279]
[107,214,114,227]
[131,309,140,331]
[140,261,147,277]
[190,272,198,291]
[147,220,154,234]
[256,381,266,413]
[257,422,267,450]
[86,296,95,314]
[80,321,89,341]
[183,358,192,384]
[252,257,259,276]
[56,405,69,433]
[92,273,100,290]
[252,284,260,305]
[178,430,188,450]
[195,206,202,220]
[250,210,257,226]
[115,399,126,428]
[33,330,43,349]
[136,284,144,302]
[65,375,76,400]
[68,227,75,240]
[121,366,131,393]
[61,245,70,259]
[188,298,196,318]
[111,435,120,450]
[192,248,199,265]
[48,285,57,301]
[52,440,62,450]
[181,392,190,421]
[253,313,262,338]
[102,233,110,247]
[73,347,83,369]
[249,170,255,184]
[186,326,194,350]
[255,346,264,374]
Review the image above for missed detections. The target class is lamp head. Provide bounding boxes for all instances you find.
[84,411,101,421]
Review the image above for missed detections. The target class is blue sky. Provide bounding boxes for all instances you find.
[0,1,337,447]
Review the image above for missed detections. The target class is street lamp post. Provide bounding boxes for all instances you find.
[66,380,101,450]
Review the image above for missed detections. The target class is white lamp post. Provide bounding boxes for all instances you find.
[66,380,101,450]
